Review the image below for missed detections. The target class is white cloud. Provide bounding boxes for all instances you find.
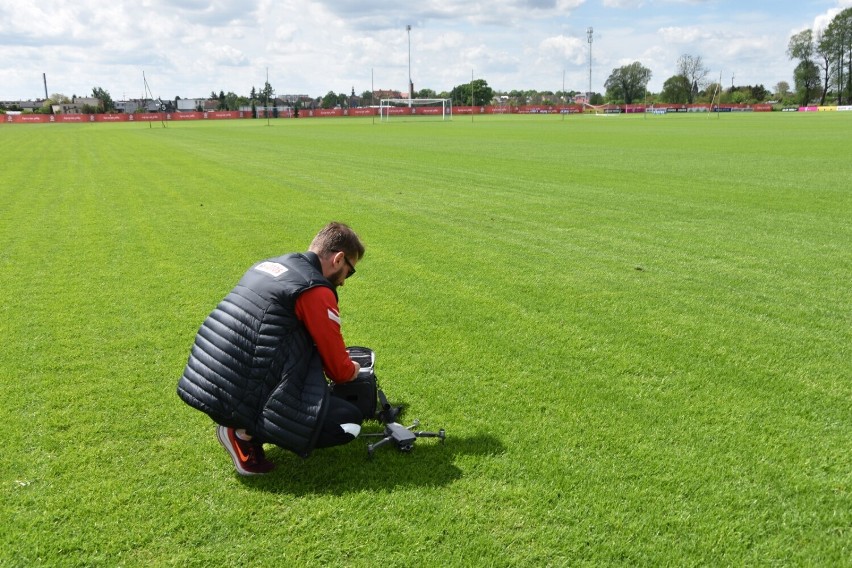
[539,35,588,66]
[658,26,713,44]
[0,0,847,101]
[603,0,645,7]
[813,0,852,32]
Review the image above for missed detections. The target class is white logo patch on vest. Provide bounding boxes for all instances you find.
[254,261,288,278]
[327,308,341,325]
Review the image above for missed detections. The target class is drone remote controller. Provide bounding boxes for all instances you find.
[339,347,446,458]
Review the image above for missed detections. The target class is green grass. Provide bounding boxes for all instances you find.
[1,114,849,566]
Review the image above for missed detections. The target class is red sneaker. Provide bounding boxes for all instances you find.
[216,425,276,476]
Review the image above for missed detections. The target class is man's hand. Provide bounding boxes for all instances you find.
[349,361,361,381]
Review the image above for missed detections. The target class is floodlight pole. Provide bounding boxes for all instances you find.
[407,25,412,107]
[587,27,593,101]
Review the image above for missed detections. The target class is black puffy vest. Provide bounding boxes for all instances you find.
[177,252,333,456]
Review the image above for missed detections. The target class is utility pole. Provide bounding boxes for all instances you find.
[407,24,412,105]
[587,27,593,101]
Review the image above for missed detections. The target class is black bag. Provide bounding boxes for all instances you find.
[332,373,378,420]
[331,346,400,422]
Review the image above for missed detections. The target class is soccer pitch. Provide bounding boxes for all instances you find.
[1,114,849,566]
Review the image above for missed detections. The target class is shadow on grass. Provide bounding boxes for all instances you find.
[240,433,505,495]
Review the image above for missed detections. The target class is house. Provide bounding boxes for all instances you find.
[55,97,101,113]
[177,98,205,112]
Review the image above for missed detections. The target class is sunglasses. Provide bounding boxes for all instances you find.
[341,254,356,279]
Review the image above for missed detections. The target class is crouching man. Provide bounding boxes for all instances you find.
[177,222,365,475]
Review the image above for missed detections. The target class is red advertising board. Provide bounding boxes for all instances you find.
[205,111,245,119]
[0,102,828,125]
[6,114,51,123]
[97,113,129,122]
[302,109,344,117]
[169,112,202,120]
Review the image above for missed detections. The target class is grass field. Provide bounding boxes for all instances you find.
[1,113,849,566]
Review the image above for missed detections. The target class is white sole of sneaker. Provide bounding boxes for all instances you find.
[216,425,259,476]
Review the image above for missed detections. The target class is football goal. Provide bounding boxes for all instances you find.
[582,102,617,116]
[379,98,452,121]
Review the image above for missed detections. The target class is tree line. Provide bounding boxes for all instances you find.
[787,7,852,106]
[604,8,852,107]
[5,8,849,115]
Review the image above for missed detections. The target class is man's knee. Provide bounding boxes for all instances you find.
[340,423,361,438]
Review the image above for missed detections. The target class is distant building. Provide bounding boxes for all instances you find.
[373,90,404,100]
[0,99,43,111]
[55,97,100,114]
[115,100,135,113]
[278,94,311,104]
[177,99,205,112]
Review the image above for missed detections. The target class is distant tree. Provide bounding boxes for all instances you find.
[774,81,792,100]
[788,29,821,106]
[698,82,722,103]
[537,90,556,105]
[523,89,540,104]
[604,61,652,104]
[416,88,437,98]
[50,93,70,105]
[360,90,374,106]
[260,81,274,103]
[321,91,338,108]
[822,7,852,104]
[815,28,836,105]
[223,91,240,111]
[788,29,815,64]
[676,54,710,103]
[749,84,769,102]
[506,89,525,104]
[660,74,691,103]
[91,87,115,112]
[449,79,493,106]
[793,60,821,105]
[555,90,576,103]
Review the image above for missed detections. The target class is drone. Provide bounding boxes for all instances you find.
[361,419,446,458]
[333,346,446,458]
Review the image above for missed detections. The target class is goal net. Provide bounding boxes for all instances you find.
[582,102,617,116]
[379,98,452,121]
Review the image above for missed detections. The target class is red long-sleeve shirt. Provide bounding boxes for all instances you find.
[295,286,356,383]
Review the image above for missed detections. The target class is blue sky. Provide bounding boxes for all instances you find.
[1,0,850,101]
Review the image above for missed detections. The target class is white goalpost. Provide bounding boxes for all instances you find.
[379,98,452,121]
[582,102,616,116]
